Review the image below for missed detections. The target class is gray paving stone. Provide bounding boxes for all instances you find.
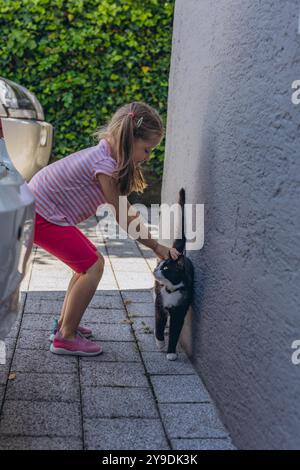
[110,259,151,273]
[21,313,56,331]
[24,293,123,317]
[135,333,162,352]
[80,341,140,363]
[81,386,159,418]
[97,270,116,282]
[0,436,82,450]
[89,323,135,342]
[29,278,70,291]
[141,352,196,376]
[144,259,157,271]
[106,238,139,249]
[139,245,157,259]
[131,316,155,335]
[83,307,126,324]
[121,290,154,303]
[0,401,81,436]
[84,418,170,450]
[106,246,141,258]
[5,373,80,402]
[131,318,169,341]
[171,438,236,450]
[126,302,155,317]
[150,375,211,403]
[115,271,154,290]
[24,298,63,314]
[31,261,70,272]
[17,329,51,350]
[159,404,229,439]
[23,310,127,329]
[26,291,66,302]
[11,348,77,373]
[88,293,124,309]
[96,279,119,290]
[30,269,70,282]
[93,288,123,296]
[80,362,148,387]
[33,254,61,267]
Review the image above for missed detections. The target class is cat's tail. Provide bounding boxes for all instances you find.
[172,188,186,254]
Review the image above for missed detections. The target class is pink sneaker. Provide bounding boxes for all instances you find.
[49,319,92,342]
[50,331,103,356]
[77,324,92,336]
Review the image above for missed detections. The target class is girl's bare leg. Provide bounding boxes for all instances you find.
[58,271,81,326]
[59,256,104,340]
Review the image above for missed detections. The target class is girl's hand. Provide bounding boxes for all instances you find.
[154,243,181,260]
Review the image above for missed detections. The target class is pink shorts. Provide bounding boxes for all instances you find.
[33,212,100,273]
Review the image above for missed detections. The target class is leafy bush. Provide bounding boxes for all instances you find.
[0,0,174,180]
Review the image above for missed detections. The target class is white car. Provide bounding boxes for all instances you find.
[0,77,53,339]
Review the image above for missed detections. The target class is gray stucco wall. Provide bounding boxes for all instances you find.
[161,0,300,449]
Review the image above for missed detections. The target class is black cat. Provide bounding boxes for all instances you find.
[153,188,194,360]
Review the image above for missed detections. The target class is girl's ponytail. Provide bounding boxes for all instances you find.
[93,101,164,195]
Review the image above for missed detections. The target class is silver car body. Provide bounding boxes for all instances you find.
[0,139,35,338]
[0,77,52,339]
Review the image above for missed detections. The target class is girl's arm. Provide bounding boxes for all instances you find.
[97,173,157,249]
[96,174,179,260]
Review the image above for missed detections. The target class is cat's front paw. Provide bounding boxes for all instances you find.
[166,353,178,361]
[155,337,166,351]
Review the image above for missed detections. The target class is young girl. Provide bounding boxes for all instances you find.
[28,101,180,357]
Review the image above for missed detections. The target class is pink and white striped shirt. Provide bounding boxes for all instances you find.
[27,139,117,226]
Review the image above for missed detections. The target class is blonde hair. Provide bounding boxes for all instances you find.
[93,101,165,195]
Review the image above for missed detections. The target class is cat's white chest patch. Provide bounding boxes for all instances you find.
[161,285,183,309]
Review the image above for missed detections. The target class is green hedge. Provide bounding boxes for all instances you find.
[0,0,175,178]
